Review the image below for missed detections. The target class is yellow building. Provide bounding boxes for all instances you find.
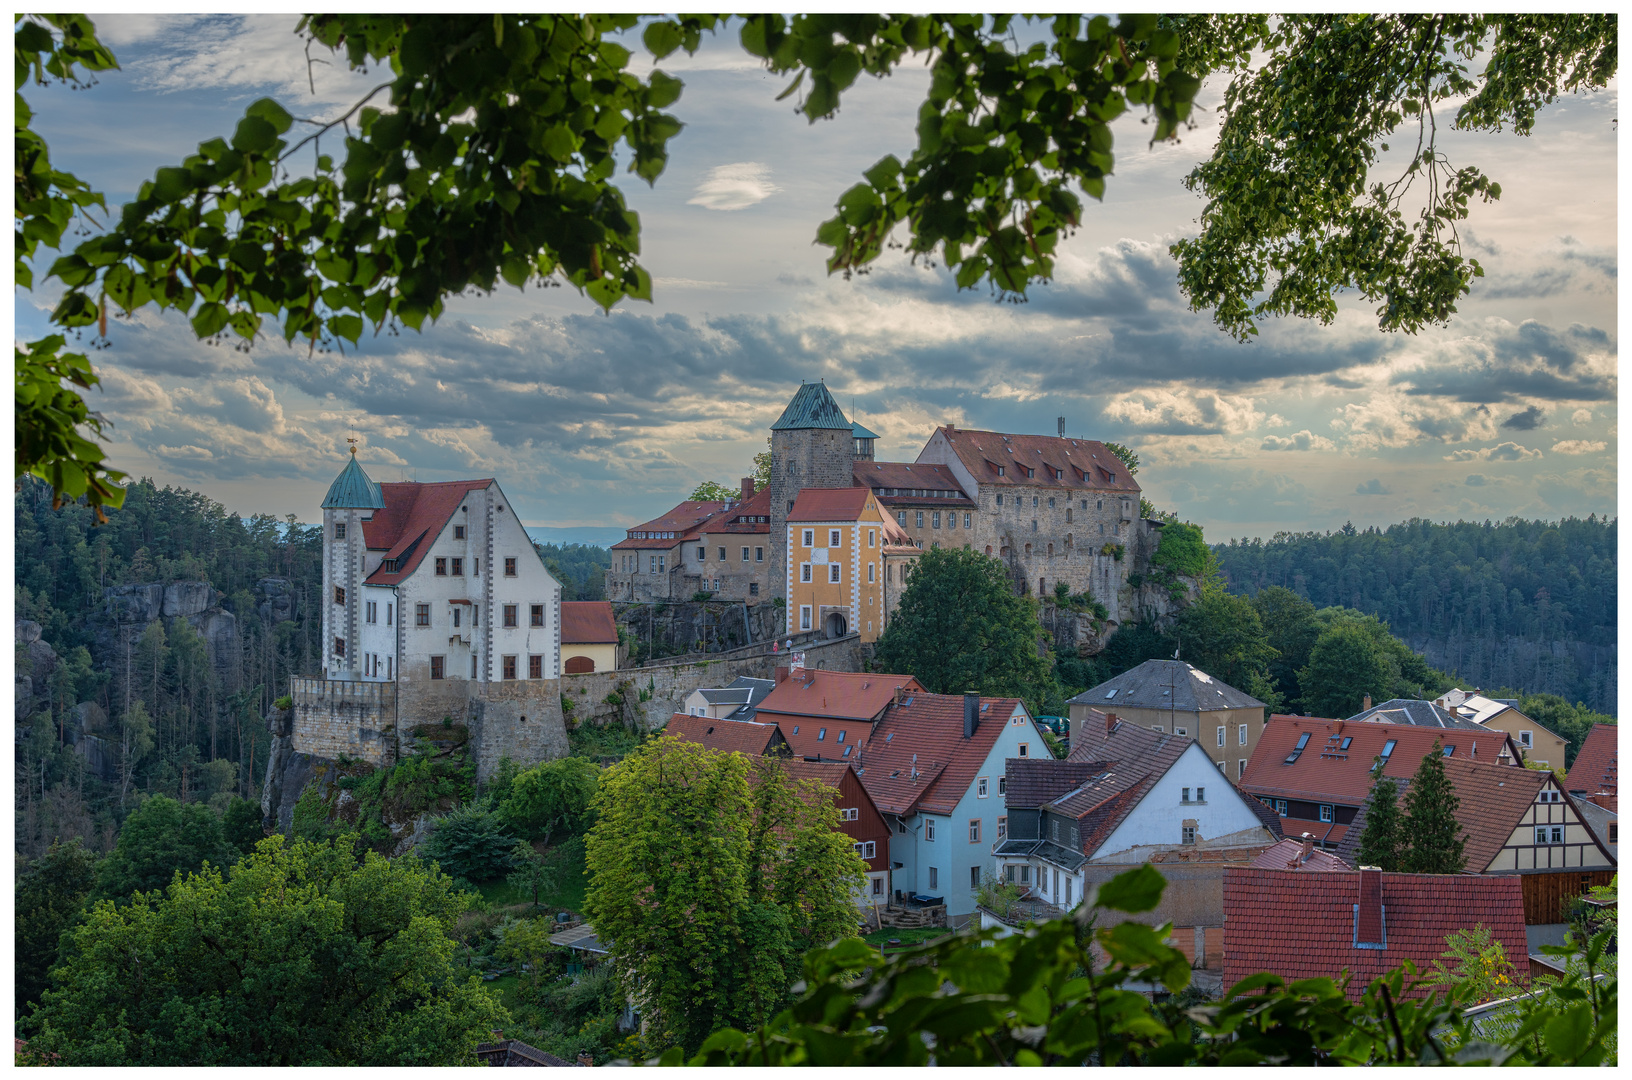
[1434,689,1570,769]
[560,601,620,674]
[785,488,917,643]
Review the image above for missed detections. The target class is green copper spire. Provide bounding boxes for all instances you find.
[770,381,851,431]
[321,449,385,509]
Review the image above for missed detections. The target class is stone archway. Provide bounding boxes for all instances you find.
[824,611,848,639]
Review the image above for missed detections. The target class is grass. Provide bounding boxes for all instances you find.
[863,926,953,950]
[473,851,589,915]
[568,722,644,761]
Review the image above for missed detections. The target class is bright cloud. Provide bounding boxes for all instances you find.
[1444,442,1544,462]
[688,163,782,211]
[1551,439,1608,455]
[1260,430,1336,452]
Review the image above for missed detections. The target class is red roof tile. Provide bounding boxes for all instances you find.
[1251,836,1353,871]
[362,479,494,585]
[788,486,875,522]
[612,500,727,550]
[662,713,786,756]
[560,601,617,644]
[703,486,773,534]
[1566,723,1618,796]
[933,426,1142,493]
[851,460,974,505]
[1241,716,1522,807]
[755,670,924,728]
[1223,867,1528,1000]
[857,693,1026,816]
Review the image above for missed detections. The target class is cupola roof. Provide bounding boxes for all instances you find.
[321,452,385,509]
[770,381,852,431]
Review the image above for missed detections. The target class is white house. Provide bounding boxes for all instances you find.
[991,719,1282,913]
[854,691,1051,921]
[321,452,562,689]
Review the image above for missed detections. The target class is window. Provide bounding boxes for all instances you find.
[502,655,517,680]
[529,655,542,679]
[741,546,750,561]
[1048,497,1055,508]
[435,558,447,576]
[1238,759,1246,778]
[452,607,461,629]
[800,605,812,630]
[964,512,972,528]
[714,546,724,561]
[1443,744,1456,757]
[1196,786,1205,802]
[997,816,1007,839]
[1238,724,1248,746]
[448,557,462,576]
[1275,799,1288,817]
[1217,760,1226,772]
[503,604,518,628]
[817,727,826,742]
[1535,827,1549,845]
[1175,727,1188,737]
[897,510,906,525]
[471,655,478,678]
[1019,865,1030,884]
[430,656,445,680]
[333,636,345,658]
[926,818,936,841]
[473,559,479,575]
[1380,739,1398,761]
[978,777,988,798]
[454,524,465,539]
[367,601,379,624]
[1340,736,1353,750]
[387,604,392,624]
[840,807,858,822]
[415,603,431,627]
[929,867,938,889]
[1182,825,1196,845]
[1285,731,1312,763]
[1217,726,1226,747]
[829,529,841,546]
[872,877,884,896]
[531,604,544,627]
[755,547,764,562]
[1320,804,1334,822]
[998,776,1006,796]
[853,841,876,859]
[801,563,812,583]
[836,730,846,744]
[1520,731,1533,747]
[749,582,759,596]
[868,563,875,582]
[915,511,924,528]
[803,529,814,547]
[697,546,706,560]
[472,605,478,625]
[971,866,981,888]
[828,563,840,583]
[334,586,346,605]
[1018,743,1029,757]
[504,557,517,577]
[868,530,876,547]
[969,819,981,842]
[1182,787,1190,802]
[1610,823,1619,844]
[932,511,941,529]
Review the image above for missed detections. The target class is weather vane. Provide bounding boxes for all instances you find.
[347,436,358,456]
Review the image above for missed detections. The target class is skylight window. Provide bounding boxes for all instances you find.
[1443,745,1455,757]
[1284,731,1311,764]
[1340,737,1353,750]
[1380,739,1397,760]
[1105,689,1118,699]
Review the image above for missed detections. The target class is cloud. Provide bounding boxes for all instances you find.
[1101,388,1267,436]
[1390,319,1617,403]
[1443,442,1544,462]
[1501,405,1545,430]
[1464,474,1488,487]
[1260,430,1336,452]
[687,163,782,211]
[1551,440,1607,455]
[1572,408,1594,425]
[1355,478,1390,495]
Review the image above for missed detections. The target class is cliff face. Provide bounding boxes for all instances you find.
[88,581,245,693]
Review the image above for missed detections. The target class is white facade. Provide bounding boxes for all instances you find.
[889,703,1049,919]
[321,479,563,687]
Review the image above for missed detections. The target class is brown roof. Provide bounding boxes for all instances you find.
[560,601,617,644]
[857,693,1026,816]
[1058,722,1205,854]
[1567,723,1618,796]
[933,426,1141,494]
[755,670,924,726]
[787,486,875,522]
[361,479,494,585]
[662,713,785,756]
[1223,868,1528,1001]
[702,486,772,534]
[852,460,973,504]
[611,499,726,550]
[1241,715,1521,807]
[1252,835,1353,871]
[1004,758,1105,808]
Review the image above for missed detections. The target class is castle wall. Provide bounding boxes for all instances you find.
[288,677,399,765]
[769,427,855,609]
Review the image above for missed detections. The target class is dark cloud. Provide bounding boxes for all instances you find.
[1501,405,1545,430]
[1393,321,1616,403]
[1355,478,1390,496]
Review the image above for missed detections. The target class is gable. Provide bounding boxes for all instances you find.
[1090,742,1273,858]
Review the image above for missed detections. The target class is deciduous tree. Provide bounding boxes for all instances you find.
[1297,623,1394,720]
[15,838,99,1016]
[23,834,508,1065]
[497,756,601,846]
[91,794,238,902]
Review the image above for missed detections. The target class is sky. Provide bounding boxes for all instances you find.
[15,14,1619,540]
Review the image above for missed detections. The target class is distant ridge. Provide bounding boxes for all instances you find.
[525,526,622,550]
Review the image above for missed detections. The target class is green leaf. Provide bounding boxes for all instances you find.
[230,115,279,154]
[1094,864,1166,912]
[540,124,578,163]
[646,69,683,109]
[244,97,294,134]
[190,302,231,338]
[643,20,683,59]
[229,309,261,340]
[328,314,363,343]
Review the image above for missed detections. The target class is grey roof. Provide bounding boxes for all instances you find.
[1067,659,1265,714]
[770,382,852,430]
[321,454,385,509]
[1347,699,1485,731]
[698,688,753,705]
[723,676,777,720]
[993,837,1089,872]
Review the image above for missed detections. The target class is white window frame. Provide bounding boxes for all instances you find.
[1520,730,1533,747]
[830,529,842,547]
[977,777,988,798]
[803,529,814,547]
[828,563,840,583]
[1320,804,1334,822]
[801,563,812,583]
[868,530,876,547]
[799,605,812,631]
[926,817,936,842]
[969,819,981,843]
[868,563,875,582]
[1217,726,1225,747]
[1238,724,1249,746]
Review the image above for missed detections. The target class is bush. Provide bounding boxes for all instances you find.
[273,695,293,710]
[421,803,520,882]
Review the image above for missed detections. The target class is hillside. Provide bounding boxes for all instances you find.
[1213,517,1616,715]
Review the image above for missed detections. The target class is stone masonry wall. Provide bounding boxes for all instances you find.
[288,677,398,766]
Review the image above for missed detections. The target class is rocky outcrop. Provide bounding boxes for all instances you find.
[15,618,58,720]
[613,600,782,662]
[88,581,242,695]
[261,702,318,833]
[256,577,297,623]
[163,581,215,618]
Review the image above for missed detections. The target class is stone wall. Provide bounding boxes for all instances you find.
[288,677,399,765]
[464,681,571,783]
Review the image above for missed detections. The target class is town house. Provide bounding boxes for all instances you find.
[751,668,925,762]
[1432,688,1571,768]
[785,487,918,643]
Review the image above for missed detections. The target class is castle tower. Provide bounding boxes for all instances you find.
[320,444,384,681]
[768,382,855,612]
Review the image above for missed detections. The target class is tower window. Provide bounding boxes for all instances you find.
[435,558,447,576]
[416,603,430,626]
[531,604,544,627]
[503,605,518,628]
[450,557,463,576]
[505,557,517,576]
[430,656,444,680]
[454,524,465,539]
[529,655,543,679]
[333,586,345,605]
[332,636,345,658]
[333,523,346,540]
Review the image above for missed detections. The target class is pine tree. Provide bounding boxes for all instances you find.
[1356,773,1403,871]
[1401,742,1467,874]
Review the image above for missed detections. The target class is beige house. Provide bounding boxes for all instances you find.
[1067,660,1268,782]
[1434,688,1568,768]
[560,601,620,674]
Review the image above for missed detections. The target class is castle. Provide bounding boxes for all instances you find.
[607,382,1162,627]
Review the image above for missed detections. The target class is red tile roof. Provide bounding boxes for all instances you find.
[933,426,1141,494]
[1223,867,1528,1000]
[662,713,786,756]
[362,479,495,585]
[756,670,924,726]
[787,486,875,522]
[560,601,617,645]
[852,461,973,505]
[1241,715,1521,807]
[611,500,727,550]
[1566,723,1618,796]
[857,693,1026,816]
[1251,836,1353,871]
[703,486,772,534]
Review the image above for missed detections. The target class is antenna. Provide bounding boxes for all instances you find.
[1057,416,1066,438]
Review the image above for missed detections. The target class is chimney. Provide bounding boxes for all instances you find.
[964,693,980,738]
[894,685,907,706]
[1106,711,1119,735]
[1288,833,1314,868]
[775,665,789,685]
[741,476,755,500]
[1355,866,1386,947]
[577,1053,594,1067]
[1362,693,1373,711]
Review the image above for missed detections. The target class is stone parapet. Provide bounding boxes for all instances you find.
[289,677,399,766]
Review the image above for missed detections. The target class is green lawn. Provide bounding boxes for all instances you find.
[863,926,953,950]
[473,854,588,915]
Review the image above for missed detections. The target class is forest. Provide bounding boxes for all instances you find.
[537,543,610,601]
[1212,517,1617,715]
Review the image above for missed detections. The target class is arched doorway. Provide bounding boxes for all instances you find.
[564,655,595,674]
[824,611,848,639]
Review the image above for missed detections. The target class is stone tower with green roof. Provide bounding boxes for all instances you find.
[768,381,856,613]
